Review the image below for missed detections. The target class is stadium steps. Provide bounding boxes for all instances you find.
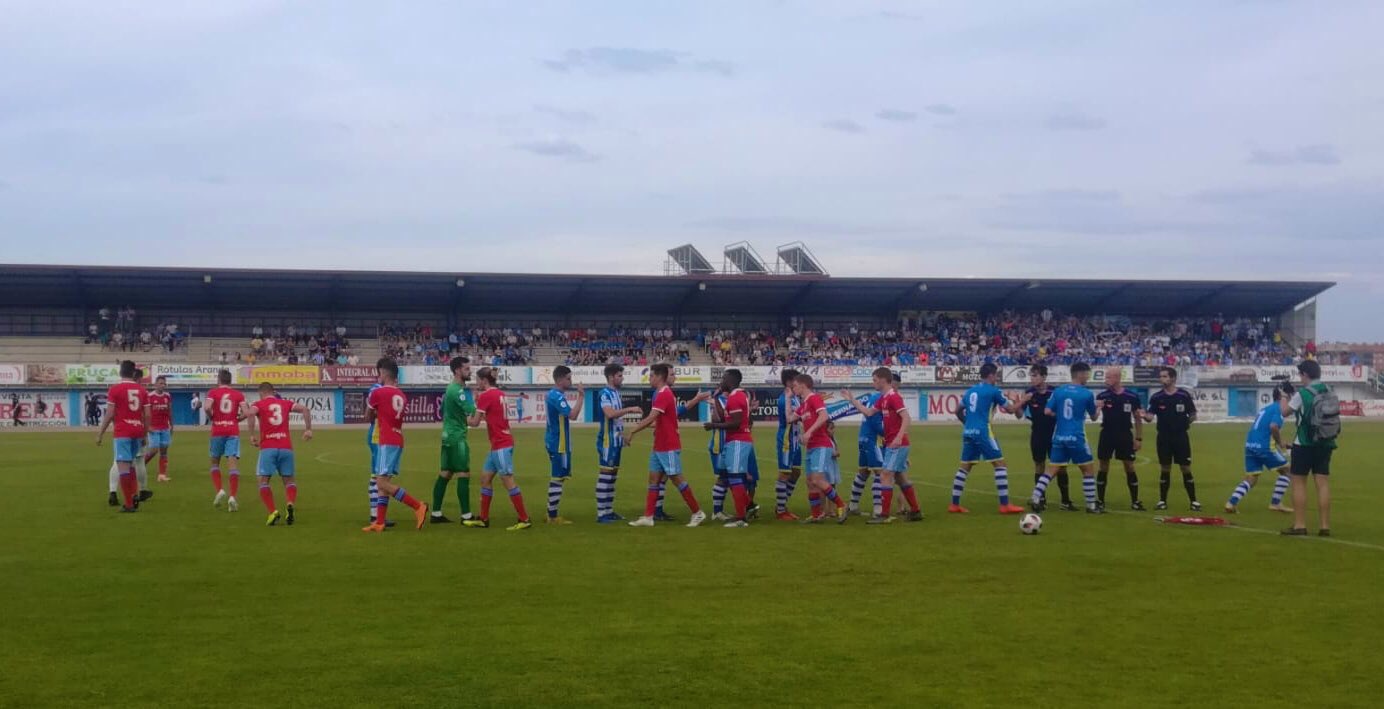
[0,336,191,364]
[201,337,381,366]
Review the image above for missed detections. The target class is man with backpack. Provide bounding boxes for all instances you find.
[1280,359,1340,537]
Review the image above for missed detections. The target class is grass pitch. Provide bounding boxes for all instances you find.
[4,421,1384,708]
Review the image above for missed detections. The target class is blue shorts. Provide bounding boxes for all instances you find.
[883,446,910,473]
[748,453,760,483]
[548,451,571,478]
[148,429,172,449]
[961,434,1004,463]
[598,445,623,470]
[711,449,727,476]
[374,444,403,476]
[1050,437,1093,466]
[368,442,378,473]
[484,447,515,476]
[826,452,841,486]
[257,448,296,477]
[806,447,834,476]
[723,441,754,476]
[210,436,241,459]
[650,450,683,476]
[858,441,884,469]
[776,431,802,471]
[113,437,142,463]
[1244,447,1289,474]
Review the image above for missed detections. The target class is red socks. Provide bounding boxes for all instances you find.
[158,457,168,476]
[285,483,297,505]
[902,485,920,513]
[679,484,701,514]
[258,485,276,513]
[510,491,529,522]
[881,488,894,516]
[120,470,138,507]
[730,484,750,518]
[644,486,659,517]
[374,503,388,525]
[228,472,240,497]
[397,490,423,510]
[211,467,223,492]
[480,489,493,521]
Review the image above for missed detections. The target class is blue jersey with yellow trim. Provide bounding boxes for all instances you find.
[709,393,728,454]
[544,388,572,454]
[596,387,623,451]
[1245,402,1283,450]
[961,382,1008,439]
[1049,384,1096,439]
[858,392,883,444]
[777,391,801,442]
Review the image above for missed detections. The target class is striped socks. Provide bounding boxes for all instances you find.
[655,482,667,516]
[711,479,728,514]
[994,466,1010,506]
[851,472,870,507]
[871,477,883,515]
[547,479,565,519]
[1031,473,1053,505]
[1082,475,1098,508]
[1228,480,1252,506]
[595,473,616,517]
[951,469,969,505]
[775,479,789,512]
[1270,474,1290,506]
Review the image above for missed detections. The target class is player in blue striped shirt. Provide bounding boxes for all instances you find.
[774,368,804,520]
[543,366,585,524]
[1030,362,1102,514]
[1225,388,1294,514]
[595,364,644,523]
[949,363,1026,515]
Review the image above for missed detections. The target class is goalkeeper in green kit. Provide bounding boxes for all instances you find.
[432,356,477,523]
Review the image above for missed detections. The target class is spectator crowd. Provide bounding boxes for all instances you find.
[700,312,1297,367]
[245,324,354,366]
[86,306,186,354]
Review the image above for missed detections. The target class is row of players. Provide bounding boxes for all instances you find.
[95,356,1310,530]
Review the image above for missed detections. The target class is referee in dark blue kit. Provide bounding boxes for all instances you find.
[1144,366,1201,511]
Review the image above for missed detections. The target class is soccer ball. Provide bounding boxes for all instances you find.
[1019,513,1043,535]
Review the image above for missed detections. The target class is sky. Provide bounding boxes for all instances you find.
[2,0,1382,340]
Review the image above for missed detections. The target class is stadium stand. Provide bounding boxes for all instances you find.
[0,265,1333,367]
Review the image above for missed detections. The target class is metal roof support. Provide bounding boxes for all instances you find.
[1176,283,1237,316]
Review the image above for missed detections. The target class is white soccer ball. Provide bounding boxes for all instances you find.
[1019,513,1043,535]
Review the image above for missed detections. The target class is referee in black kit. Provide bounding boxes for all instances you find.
[1096,367,1145,511]
[1144,366,1201,511]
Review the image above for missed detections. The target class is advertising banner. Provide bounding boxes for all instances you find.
[633,365,709,385]
[276,390,337,425]
[320,366,379,386]
[1,391,68,427]
[1361,400,1384,418]
[241,365,320,386]
[1191,387,1229,419]
[533,366,606,386]
[899,366,936,385]
[635,388,704,422]
[0,365,25,385]
[1340,400,1364,417]
[398,366,450,386]
[64,363,123,385]
[344,389,443,424]
[150,364,230,386]
[25,364,64,385]
[933,365,984,385]
[1321,364,1368,382]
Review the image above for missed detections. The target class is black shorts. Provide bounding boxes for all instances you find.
[1290,445,1332,476]
[1097,428,1136,462]
[1157,432,1192,466]
[1030,430,1053,464]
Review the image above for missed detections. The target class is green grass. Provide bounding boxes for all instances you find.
[4,421,1384,708]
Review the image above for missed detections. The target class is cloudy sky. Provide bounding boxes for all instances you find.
[2,0,1382,340]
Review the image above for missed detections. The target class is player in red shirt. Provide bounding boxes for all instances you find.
[790,374,848,523]
[623,363,706,527]
[871,367,922,522]
[462,367,532,530]
[247,382,313,526]
[144,375,174,482]
[96,360,150,512]
[363,358,429,532]
[205,369,248,511]
[703,368,755,527]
